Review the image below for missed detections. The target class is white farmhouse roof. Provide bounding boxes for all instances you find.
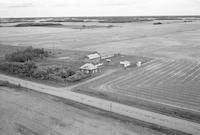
[86,53,100,60]
[120,61,130,65]
[120,61,131,67]
[80,63,97,70]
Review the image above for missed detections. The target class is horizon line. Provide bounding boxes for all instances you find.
[1,15,200,19]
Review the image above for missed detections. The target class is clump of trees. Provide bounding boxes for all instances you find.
[15,23,63,27]
[153,22,162,25]
[66,71,90,82]
[0,47,90,83]
[0,61,37,77]
[5,47,48,62]
[32,65,77,82]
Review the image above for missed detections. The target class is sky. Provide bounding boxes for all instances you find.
[0,0,200,17]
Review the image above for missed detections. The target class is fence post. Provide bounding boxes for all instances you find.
[109,102,112,112]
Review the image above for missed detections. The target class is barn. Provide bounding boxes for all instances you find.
[84,53,101,64]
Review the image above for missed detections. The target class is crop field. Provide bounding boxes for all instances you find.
[110,59,200,111]
[76,59,200,115]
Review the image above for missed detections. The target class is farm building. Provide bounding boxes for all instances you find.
[80,63,99,74]
[84,53,101,64]
[136,61,142,67]
[120,61,131,68]
[106,59,111,62]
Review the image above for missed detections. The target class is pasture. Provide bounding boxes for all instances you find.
[75,59,200,123]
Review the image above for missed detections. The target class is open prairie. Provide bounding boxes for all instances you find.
[1,21,200,59]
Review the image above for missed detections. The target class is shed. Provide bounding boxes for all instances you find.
[120,61,131,68]
[136,61,142,67]
[106,59,111,62]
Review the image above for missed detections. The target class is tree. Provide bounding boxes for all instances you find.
[5,47,49,62]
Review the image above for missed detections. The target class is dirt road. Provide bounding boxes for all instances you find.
[0,73,200,135]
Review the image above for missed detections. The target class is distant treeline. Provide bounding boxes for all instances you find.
[153,22,163,25]
[1,16,200,24]
[41,19,85,22]
[14,23,63,27]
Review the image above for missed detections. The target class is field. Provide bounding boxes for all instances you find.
[109,59,200,112]
[74,58,200,123]
[1,20,200,59]
[0,86,187,135]
[1,17,200,133]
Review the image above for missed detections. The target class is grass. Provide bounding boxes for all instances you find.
[15,123,38,135]
[1,83,188,135]
[52,95,190,135]
[73,88,200,124]
[0,80,21,88]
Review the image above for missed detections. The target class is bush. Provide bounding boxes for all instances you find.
[0,61,37,77]
[57,68,76,78]
[5,47,48,62]
[0,80,21,88]
[66,71,90,82]
[153,22,162,25]
[48,74,65,82]
[32,67,49,80]
[31,65,76,82]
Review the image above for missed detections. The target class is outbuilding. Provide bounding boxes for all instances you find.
[80,63,98,74]
[84,53,101,64]
[136,61,142,67]
[120,61,131,68]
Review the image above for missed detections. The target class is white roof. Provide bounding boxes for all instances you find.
[80,63,97,70]
[87,53,100,60]
[120,61,130,65]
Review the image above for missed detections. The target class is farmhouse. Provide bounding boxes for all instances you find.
[120,61,131,68]
[84,52,101,64]
[80,63,98,74]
